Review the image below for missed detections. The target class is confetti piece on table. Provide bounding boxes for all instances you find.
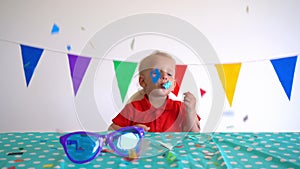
[166,135,173,139]
[243,115,248,122]
[14,159,24,162]
[7,152,23,156]
[213,162,220,166]
[175,145,183,148]
[186,135,197,140]
[43,164,53,168]
[166,151,177,163]
[51,23,60,34]
[19,148,24,150]
[195,144,202,148]
[7,166,16,169]
[101,149,114,154]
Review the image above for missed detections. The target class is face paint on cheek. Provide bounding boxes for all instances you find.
[150,68,161,84]
[162,81,172,89]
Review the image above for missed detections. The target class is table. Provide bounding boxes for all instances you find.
[1,132,299,169]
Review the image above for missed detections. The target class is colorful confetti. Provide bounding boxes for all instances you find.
[130,38,135,50]
[51,23,60,34]
[67,45,71,51]
[200,88,206,97]
[43,164,53,168]
[7,152,23,156]
[166,151,177,163]
[223,110,234,116]
[243,115,248,122]
[14,159,24,163]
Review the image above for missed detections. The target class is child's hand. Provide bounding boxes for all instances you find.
[183,92,196,113]
[134,124,150,132]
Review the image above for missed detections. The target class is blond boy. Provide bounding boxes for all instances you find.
[109,51,200,132]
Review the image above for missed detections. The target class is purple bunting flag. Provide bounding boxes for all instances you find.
[67,54,91,96]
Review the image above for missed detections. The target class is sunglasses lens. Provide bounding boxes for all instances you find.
[65,133,102,163]
[112,129,142,156]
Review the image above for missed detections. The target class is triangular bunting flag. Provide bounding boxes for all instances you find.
[172,65,187,96]
[270,56,298,100]
[20,44,44,87]
[215,63,242,107]
[113,60,137,103]
[67,54,91,96]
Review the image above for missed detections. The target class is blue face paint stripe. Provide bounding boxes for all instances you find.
[150,68,161,84]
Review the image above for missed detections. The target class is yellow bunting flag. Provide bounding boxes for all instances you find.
[215,63,242,107]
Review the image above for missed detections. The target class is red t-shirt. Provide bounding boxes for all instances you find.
[112,95,201,132]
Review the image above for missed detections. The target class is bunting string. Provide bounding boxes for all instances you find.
[0,37,298,65]
[0,37,298,105]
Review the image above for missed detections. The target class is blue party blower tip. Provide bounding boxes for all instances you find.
[163,81,172,89]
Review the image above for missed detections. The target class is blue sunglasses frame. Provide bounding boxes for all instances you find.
[60,126,145,164]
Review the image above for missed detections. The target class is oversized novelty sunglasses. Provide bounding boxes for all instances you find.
[60,126,145,164]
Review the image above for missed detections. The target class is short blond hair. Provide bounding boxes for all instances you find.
[138,51,176,74]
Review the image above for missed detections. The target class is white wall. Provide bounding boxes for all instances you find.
[0,0,299,132]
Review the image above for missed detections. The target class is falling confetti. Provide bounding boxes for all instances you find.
[223,110,234,116]
[226,125,234,129]
[81,26,85,31]
[200,88,206,97]
[89,41,95,49]
[67,45,71,51]
[246,5,249,14]
[130,38,135,50]
[51,23,60,34]
[243,115,248,122]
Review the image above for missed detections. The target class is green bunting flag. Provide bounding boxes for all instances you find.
[113,60,138,103]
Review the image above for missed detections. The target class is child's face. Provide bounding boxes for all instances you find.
[139,55,176,97]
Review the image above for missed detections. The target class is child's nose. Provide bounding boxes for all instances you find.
[160,71,168,80]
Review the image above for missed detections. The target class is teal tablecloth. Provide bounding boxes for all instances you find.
[0,132,299,169]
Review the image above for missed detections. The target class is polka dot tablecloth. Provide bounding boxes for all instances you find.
[0,132,299,169]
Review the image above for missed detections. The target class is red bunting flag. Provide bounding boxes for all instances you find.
[172,65,187,96]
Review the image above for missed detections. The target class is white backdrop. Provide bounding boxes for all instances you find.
[0,0,300,132]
